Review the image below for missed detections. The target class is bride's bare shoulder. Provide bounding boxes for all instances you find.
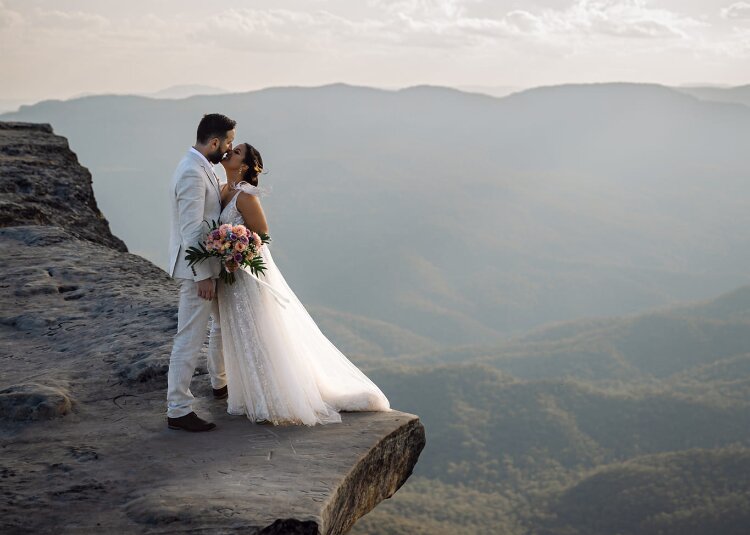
[235,190,268,233]
[236,191,265,219]
[236,190,262,205]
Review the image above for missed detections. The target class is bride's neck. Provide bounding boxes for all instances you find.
[223,164,244,187]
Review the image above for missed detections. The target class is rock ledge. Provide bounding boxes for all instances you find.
[0,123,425,534]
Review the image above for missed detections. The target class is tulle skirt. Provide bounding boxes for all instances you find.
[217,246,391,426]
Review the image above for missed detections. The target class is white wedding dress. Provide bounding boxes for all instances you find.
[216,182,391,425]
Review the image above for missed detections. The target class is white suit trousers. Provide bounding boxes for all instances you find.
[167,278,227,418]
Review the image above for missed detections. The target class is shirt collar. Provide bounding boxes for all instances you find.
[189,147,215,171]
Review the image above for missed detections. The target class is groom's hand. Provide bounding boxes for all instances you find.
[196,279,216,300]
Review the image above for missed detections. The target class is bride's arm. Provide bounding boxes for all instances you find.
[236,193,269,235]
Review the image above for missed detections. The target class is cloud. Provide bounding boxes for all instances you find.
[0,2,714,58]
[32,8,110,30]
[0,1,23,29]
[194,6,505,52]
[705,25,750,58]
[721,2,750,20]
[195,8,392,52]
[355,1,710,54]
[0,4,112,40]
[384,13,513,48]
[196,0,706,55]
[504,0,705,40]
[369,0,475,18]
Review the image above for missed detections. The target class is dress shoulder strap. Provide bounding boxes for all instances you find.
[232,181,269,198]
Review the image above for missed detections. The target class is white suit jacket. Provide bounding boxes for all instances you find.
[168,149,222,281]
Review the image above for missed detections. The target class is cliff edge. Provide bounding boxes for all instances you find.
[0,122,126,251]
[0,122,425,534]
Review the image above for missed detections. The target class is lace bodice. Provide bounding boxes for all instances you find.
[220,192,244,226]
[220,182,267,226]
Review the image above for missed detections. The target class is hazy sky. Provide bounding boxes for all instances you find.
[1,0,748,101]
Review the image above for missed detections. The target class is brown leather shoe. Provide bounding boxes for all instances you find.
[213,385,228,400]
[167,412,216,432]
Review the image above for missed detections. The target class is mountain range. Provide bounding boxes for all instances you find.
[4,82,749,346]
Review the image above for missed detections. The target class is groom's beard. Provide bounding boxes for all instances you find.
[206,148,225,164]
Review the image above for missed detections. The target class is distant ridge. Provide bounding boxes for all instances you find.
[145,84,229,99]
[676,84,750,107]
[3,81,749,345]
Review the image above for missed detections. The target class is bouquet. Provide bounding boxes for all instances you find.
[185,220,271,284]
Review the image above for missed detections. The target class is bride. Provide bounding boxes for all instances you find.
[213,142,391,426]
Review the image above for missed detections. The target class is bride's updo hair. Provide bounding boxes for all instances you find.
[240,143,264,187]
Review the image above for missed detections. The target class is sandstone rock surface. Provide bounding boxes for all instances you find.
[0,123,425,534]
[0,121,126,251]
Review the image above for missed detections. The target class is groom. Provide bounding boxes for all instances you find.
[166,113,236,432]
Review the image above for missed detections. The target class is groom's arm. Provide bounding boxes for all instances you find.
[175,169,214,282]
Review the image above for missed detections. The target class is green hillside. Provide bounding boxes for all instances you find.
[308,305,439,358]
[534,448,750,535]
[405,285,750,382]
[349,287,750,533]
[369,364,750,492]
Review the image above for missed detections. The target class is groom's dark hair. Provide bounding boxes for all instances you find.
[196,114,236,144]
